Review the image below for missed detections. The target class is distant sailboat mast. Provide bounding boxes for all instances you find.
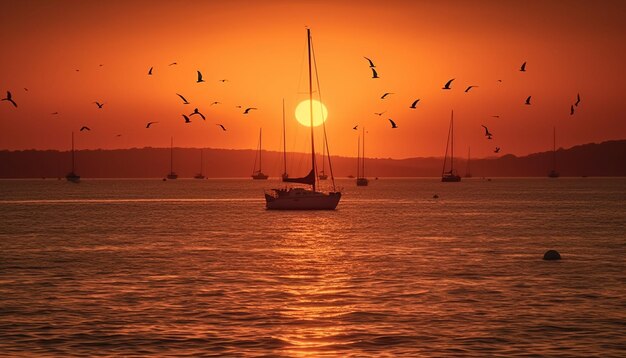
[553,126,556,171]
[357,136,361,178]
[362,126,366,179]
[170,137,174,174]
[71,131,75,174]
[282,99,287,178]
[307,28,317,192]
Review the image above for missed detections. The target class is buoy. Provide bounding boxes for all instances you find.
[162,178,167,181]
[543,250,561,260]
[433,194,439,199]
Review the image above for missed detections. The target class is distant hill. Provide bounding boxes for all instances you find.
[1,140,625,178]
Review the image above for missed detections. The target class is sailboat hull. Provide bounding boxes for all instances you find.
[265,189,341,210]
[441,174,461,182]
[252,173,269,180]
[356,178,369,186]
[65,172,80,183]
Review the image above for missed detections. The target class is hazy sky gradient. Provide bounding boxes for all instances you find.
[1,0,625,158]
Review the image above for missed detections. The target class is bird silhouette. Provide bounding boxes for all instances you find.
[388,118,398,128]
[364,56,376,67]
[481,125,493,139]
[374,111,386,116]
[243,107,257,114]
[525,96,532,105]
[371,68,379,79]
[169,62,178,66]
[148,67,153,75]
[217,124,226,131]
[491,115,500,118]
[190,108,206,120]
[575,93,581,106]
[381,92,394,99]
[1,91,17,107]
[520,61,527,72]
[176,93,190,104]
[219,79,229,83]
[94,101,104,108]
[146,121,158,128]
[24,88,28,92]
[465,85,478,92]
[494,147,501,153]
[353,125,358,130]
[116,134,122,137]
[442,78,455,90]
[196,70,204,83]
[410,99,420,108]
[570,105,575,115]
[183,114,191,123]
[210,101,221,106]
[80,126,90,131]
[51,112,59,115]
[235,105,243,108]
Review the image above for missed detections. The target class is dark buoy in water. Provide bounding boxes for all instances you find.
[433,194,439,199]
[543,250,561,260]
[162,178,167,181]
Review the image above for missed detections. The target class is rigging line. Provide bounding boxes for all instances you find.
[310,35,337,191]
[442,114,452,176]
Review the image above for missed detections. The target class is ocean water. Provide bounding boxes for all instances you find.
[0,178,625,357]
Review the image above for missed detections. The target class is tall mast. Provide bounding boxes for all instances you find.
[451,110,454,171]
[357,136,361,178]
[71,131,75,172]
[553,126,556,171]
[259,128,263,172]
[467,146,471,176]
[170,137,173,173]
[362,127,365,178]
[282,99,287,176]
[307,28,316,192]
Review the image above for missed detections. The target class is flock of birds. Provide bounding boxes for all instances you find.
[359,58,582,154]
[2,56,582,158]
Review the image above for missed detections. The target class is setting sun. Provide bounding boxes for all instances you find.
[294,99,328,127]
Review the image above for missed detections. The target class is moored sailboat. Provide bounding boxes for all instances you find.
[356,127,368,186]
[264,28,341,210]
[65,131,80,183]
[252,128,268,180]
[442,110,461,182]
[166,137,178,179]
[548,126,560,178]
[194,149,205,179]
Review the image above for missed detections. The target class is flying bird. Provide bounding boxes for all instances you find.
[520,61,527,72]
[494,147,501,153]
[352,125,358,130]
[210,101,221,106]
[190,108,206,120]
[388,118,398,128]
[235,105,243,108]
[525,96,532,105]
[491,115,500,118]
[146,121,158,128]
[364,56,376,67]
[216,124,226,131]
[1,91,17,107]
[169,62,178,66]
[371,68,379,79]
[176,93,190,104]
[575,93,581,106]
[148,67,153,75]
[116,134,122,137]
[218,79,229,83]
[183,114,191,123]
[410,99,420,108]
[196,70,204,83]
[374,111,386,116]
[465,85,478,92]
[442,78,455,90]
[24,88,28,92]
[481,125,493,139]
[243,107,257,114]
[51,112,59,115]
[94,101,104,108]
[381,92,394,99]
[570,105,575,115]
[80,126,90,131]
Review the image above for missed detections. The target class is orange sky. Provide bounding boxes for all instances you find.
[1,0,625,159]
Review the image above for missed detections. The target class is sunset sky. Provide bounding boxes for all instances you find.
[1,0,625,159]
